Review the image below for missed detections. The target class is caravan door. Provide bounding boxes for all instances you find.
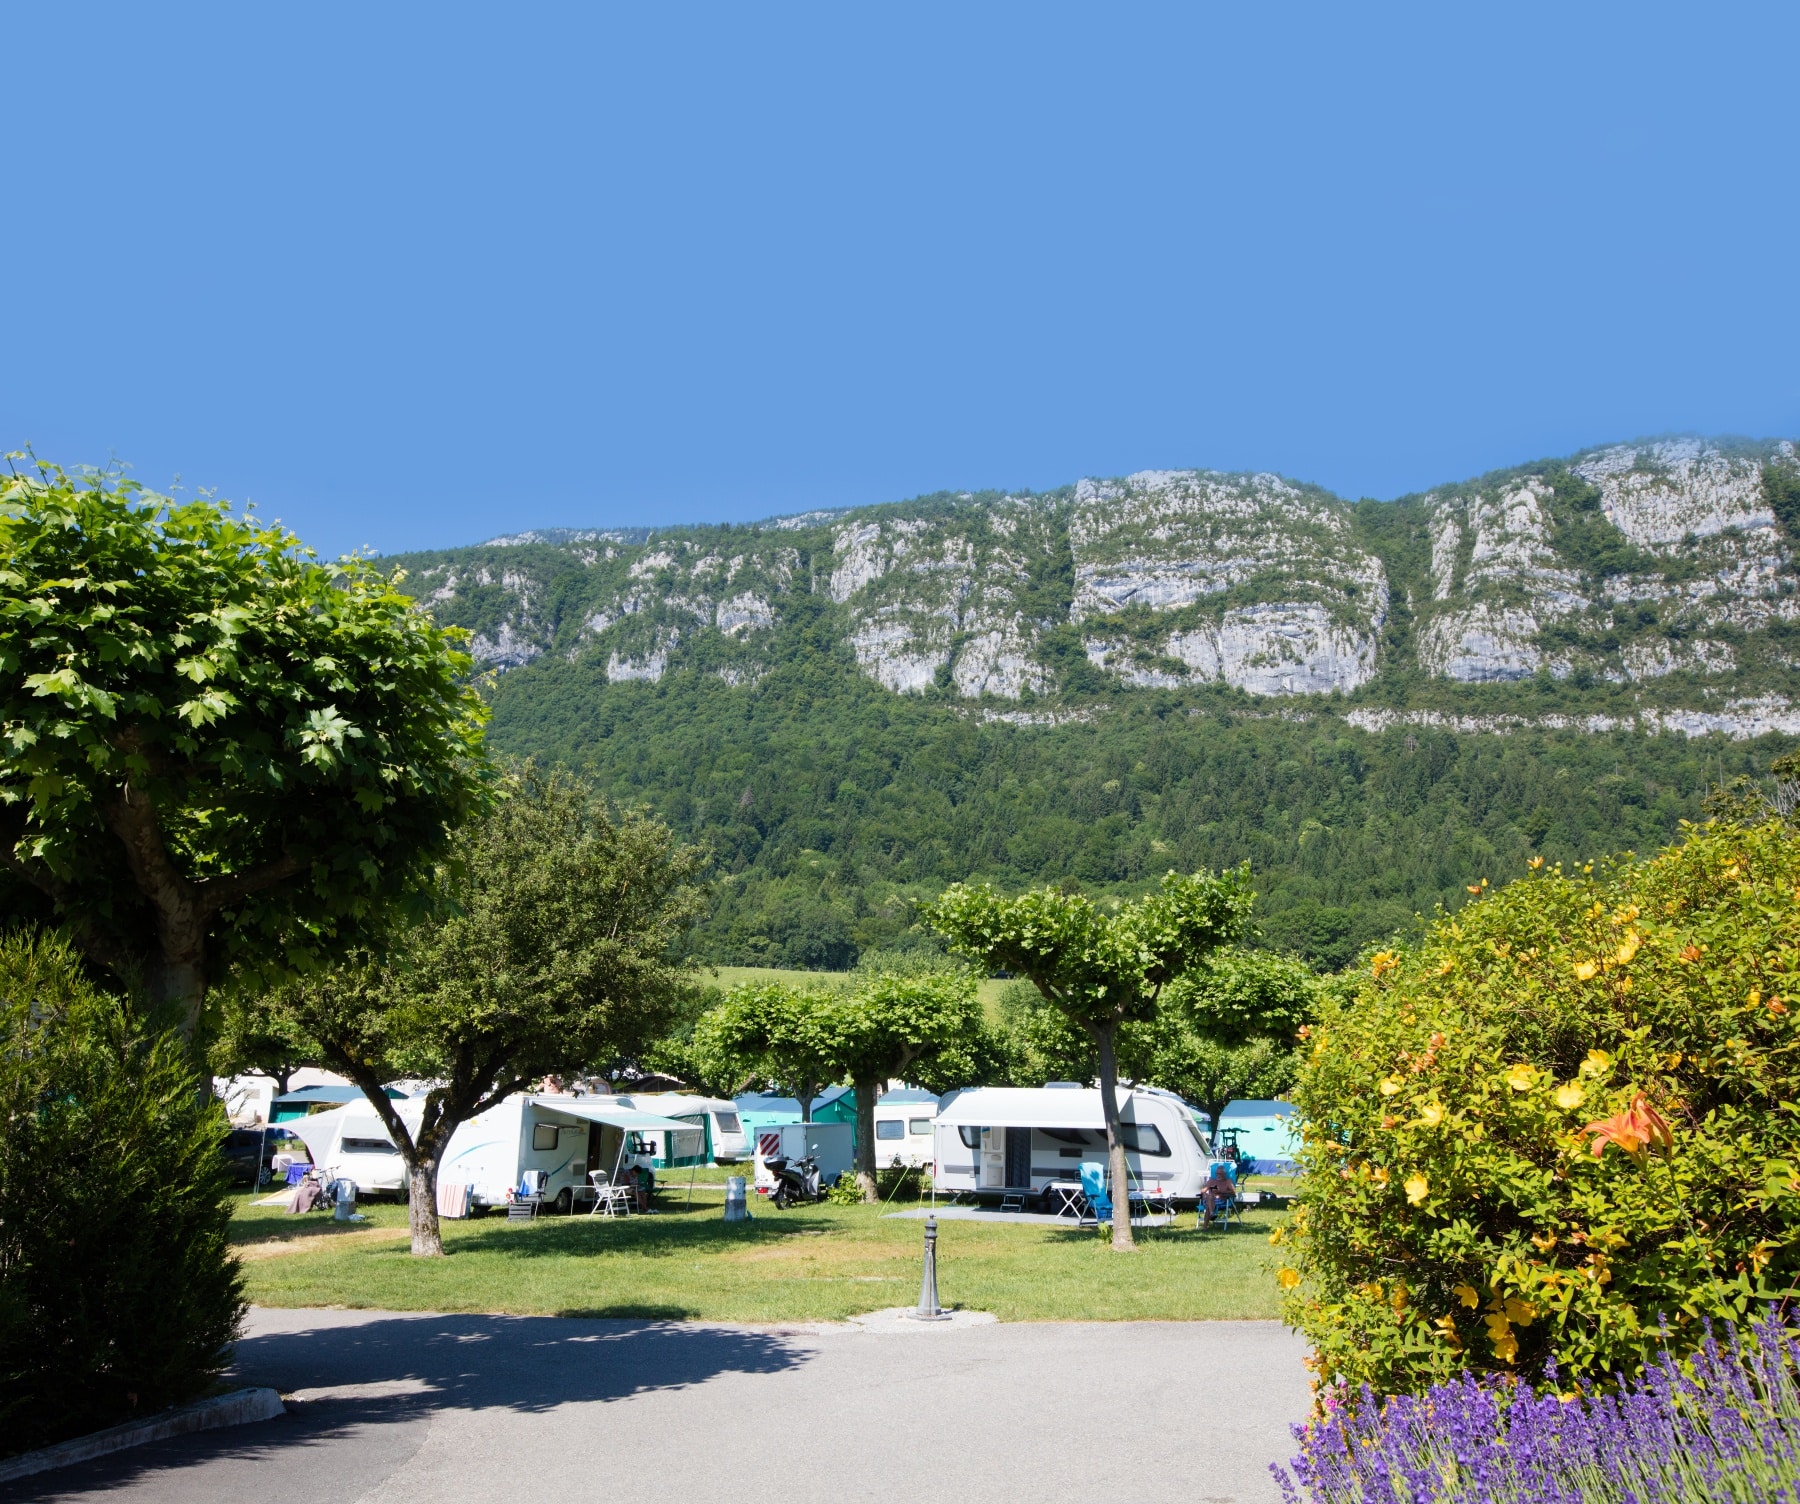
[979,1127,1007,1189]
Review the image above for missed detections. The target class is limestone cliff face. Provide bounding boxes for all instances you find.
[1415,439,1800,688]
[1068,469,1387,696]
[389,435,1800,734]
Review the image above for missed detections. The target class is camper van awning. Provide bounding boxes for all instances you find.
[935,1088,1112,1130]
[538,1100,697,1132]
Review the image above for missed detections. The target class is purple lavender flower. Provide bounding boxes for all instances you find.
[1272,1313,1800,1503]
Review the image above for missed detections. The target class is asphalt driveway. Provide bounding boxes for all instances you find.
[4,1307,1311,1504]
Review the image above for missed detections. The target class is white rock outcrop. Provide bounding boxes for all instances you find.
[1418,605,1549,683]
[1575,440,1774,547]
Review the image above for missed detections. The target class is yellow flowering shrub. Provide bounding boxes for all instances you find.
[1281,819,1800,1397]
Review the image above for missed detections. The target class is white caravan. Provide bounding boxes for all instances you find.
[286,1094,697,1213]
[870,1096,939,1170]
[932,1085,1217,1207]
[613,1093,750,1164]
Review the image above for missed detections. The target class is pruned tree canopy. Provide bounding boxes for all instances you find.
[0,459,489,1039]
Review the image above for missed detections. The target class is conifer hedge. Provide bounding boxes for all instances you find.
[0,932,244,1455]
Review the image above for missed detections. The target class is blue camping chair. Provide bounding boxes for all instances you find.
[1198,1159,1239,1232]
[1078,1161,1112,1226]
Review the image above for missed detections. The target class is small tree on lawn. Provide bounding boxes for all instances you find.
[272,765,705,1255]
[0,459,488,1044]
[210,984,320,1098]
[691,981,845,1122]
[923,869,1250,1249]
[1147,948,1318,1128]
[836,970,992,1202]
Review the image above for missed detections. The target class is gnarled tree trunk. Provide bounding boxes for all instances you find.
[404,1144,449,1256]
[1094,1024,1135,1250]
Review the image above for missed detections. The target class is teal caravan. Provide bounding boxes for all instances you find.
[1215,1099,1300,1174]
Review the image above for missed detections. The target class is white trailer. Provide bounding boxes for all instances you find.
[285,1094,697,1213]
[870,1095,939,1170]
[931,1085,1218,1207]
[751,1120,854,1194]
[614,1093,750,1164]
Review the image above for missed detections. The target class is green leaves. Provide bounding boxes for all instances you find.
[922,866,1251,1027]
[0,456,492,1021]
[1283,819,1800,1397]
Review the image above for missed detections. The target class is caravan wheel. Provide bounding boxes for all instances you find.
[552,1189,572,1216]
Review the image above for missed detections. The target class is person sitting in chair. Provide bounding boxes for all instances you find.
[1200,1162,1236,1228]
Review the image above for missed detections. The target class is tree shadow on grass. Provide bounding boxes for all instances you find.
[439,1207,838,1262]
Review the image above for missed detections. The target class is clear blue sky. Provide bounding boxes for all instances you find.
[7,5,1798,558]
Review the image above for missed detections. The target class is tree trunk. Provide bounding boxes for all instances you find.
[405,1143,448,1256]
[151,946,208,1044]
[853,1075,879,1203]
[1095,1024,1135,1251]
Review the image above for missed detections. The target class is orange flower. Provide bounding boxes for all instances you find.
[1582,1094,1673,1161]
[1679,943,1701,963]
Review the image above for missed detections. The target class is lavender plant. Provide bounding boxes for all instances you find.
[1277,1314,1800,1504]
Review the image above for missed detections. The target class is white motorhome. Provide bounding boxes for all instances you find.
[870,1092,939,1170]
[613,1093,750,1164]
[286,1094,696,1213]
[932,1085,1217,1207]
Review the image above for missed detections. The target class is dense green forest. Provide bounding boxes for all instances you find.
[486,638,1785,969]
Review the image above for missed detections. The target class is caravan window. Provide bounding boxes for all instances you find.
[876,1119,904,1141]
[1041,1129,1093,1146]
[715,1112,741,1134]
[341,1137,400,1155]
[531,1124,560,1151]
[1117,1123,1170,1157]
[958,1126,981,1149]
[909,1119,933,1135]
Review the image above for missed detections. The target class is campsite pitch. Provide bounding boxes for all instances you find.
[232,1192,1288,1323]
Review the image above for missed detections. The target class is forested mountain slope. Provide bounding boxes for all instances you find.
[389,437,1800,967]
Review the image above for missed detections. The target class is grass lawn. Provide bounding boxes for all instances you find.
[232,1187,1288,1324]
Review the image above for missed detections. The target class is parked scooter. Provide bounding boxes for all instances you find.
[764,1153,824,1208]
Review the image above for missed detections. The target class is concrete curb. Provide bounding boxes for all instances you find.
[0,1387,285,1485]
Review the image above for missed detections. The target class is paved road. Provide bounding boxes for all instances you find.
[5,1308,1311,1504]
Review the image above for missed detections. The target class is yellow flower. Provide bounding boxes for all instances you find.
[1573,959,1600,981]
[1453,1284,1480,1309]
[1371,950,1398,978]
[1434,1315,1462,1347]
[1379,1076,1404,1097]
[1419,1102,1445,1128]
[1437,957,1454,975]
[1503,1298,1537,1327]
[1615,933,1640,964]
[1529,856,1544,869]
[1489,1327,1519,1364]
[1750,989,1763,1008]
[1506,1063,1537,1092]
[1554,1082,1585,1111]
[1580,1049,1611,1077]
[1404,1172,1430,1205]
[1277,1267,1301,1290]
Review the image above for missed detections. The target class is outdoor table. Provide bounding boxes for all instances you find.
[1044,1181,1085,1218]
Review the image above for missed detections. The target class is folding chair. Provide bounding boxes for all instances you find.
[1077,1161,1112,1227]
[1198,1161,1239,1232]
[587,1170,634,1218]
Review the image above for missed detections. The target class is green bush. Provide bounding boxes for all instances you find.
[1280,820,1800,1398]
[0,932,244,1455]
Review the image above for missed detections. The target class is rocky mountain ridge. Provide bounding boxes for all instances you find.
[391,436,1800,738]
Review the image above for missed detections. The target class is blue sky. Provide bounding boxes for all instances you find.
[6,5,1798,558]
